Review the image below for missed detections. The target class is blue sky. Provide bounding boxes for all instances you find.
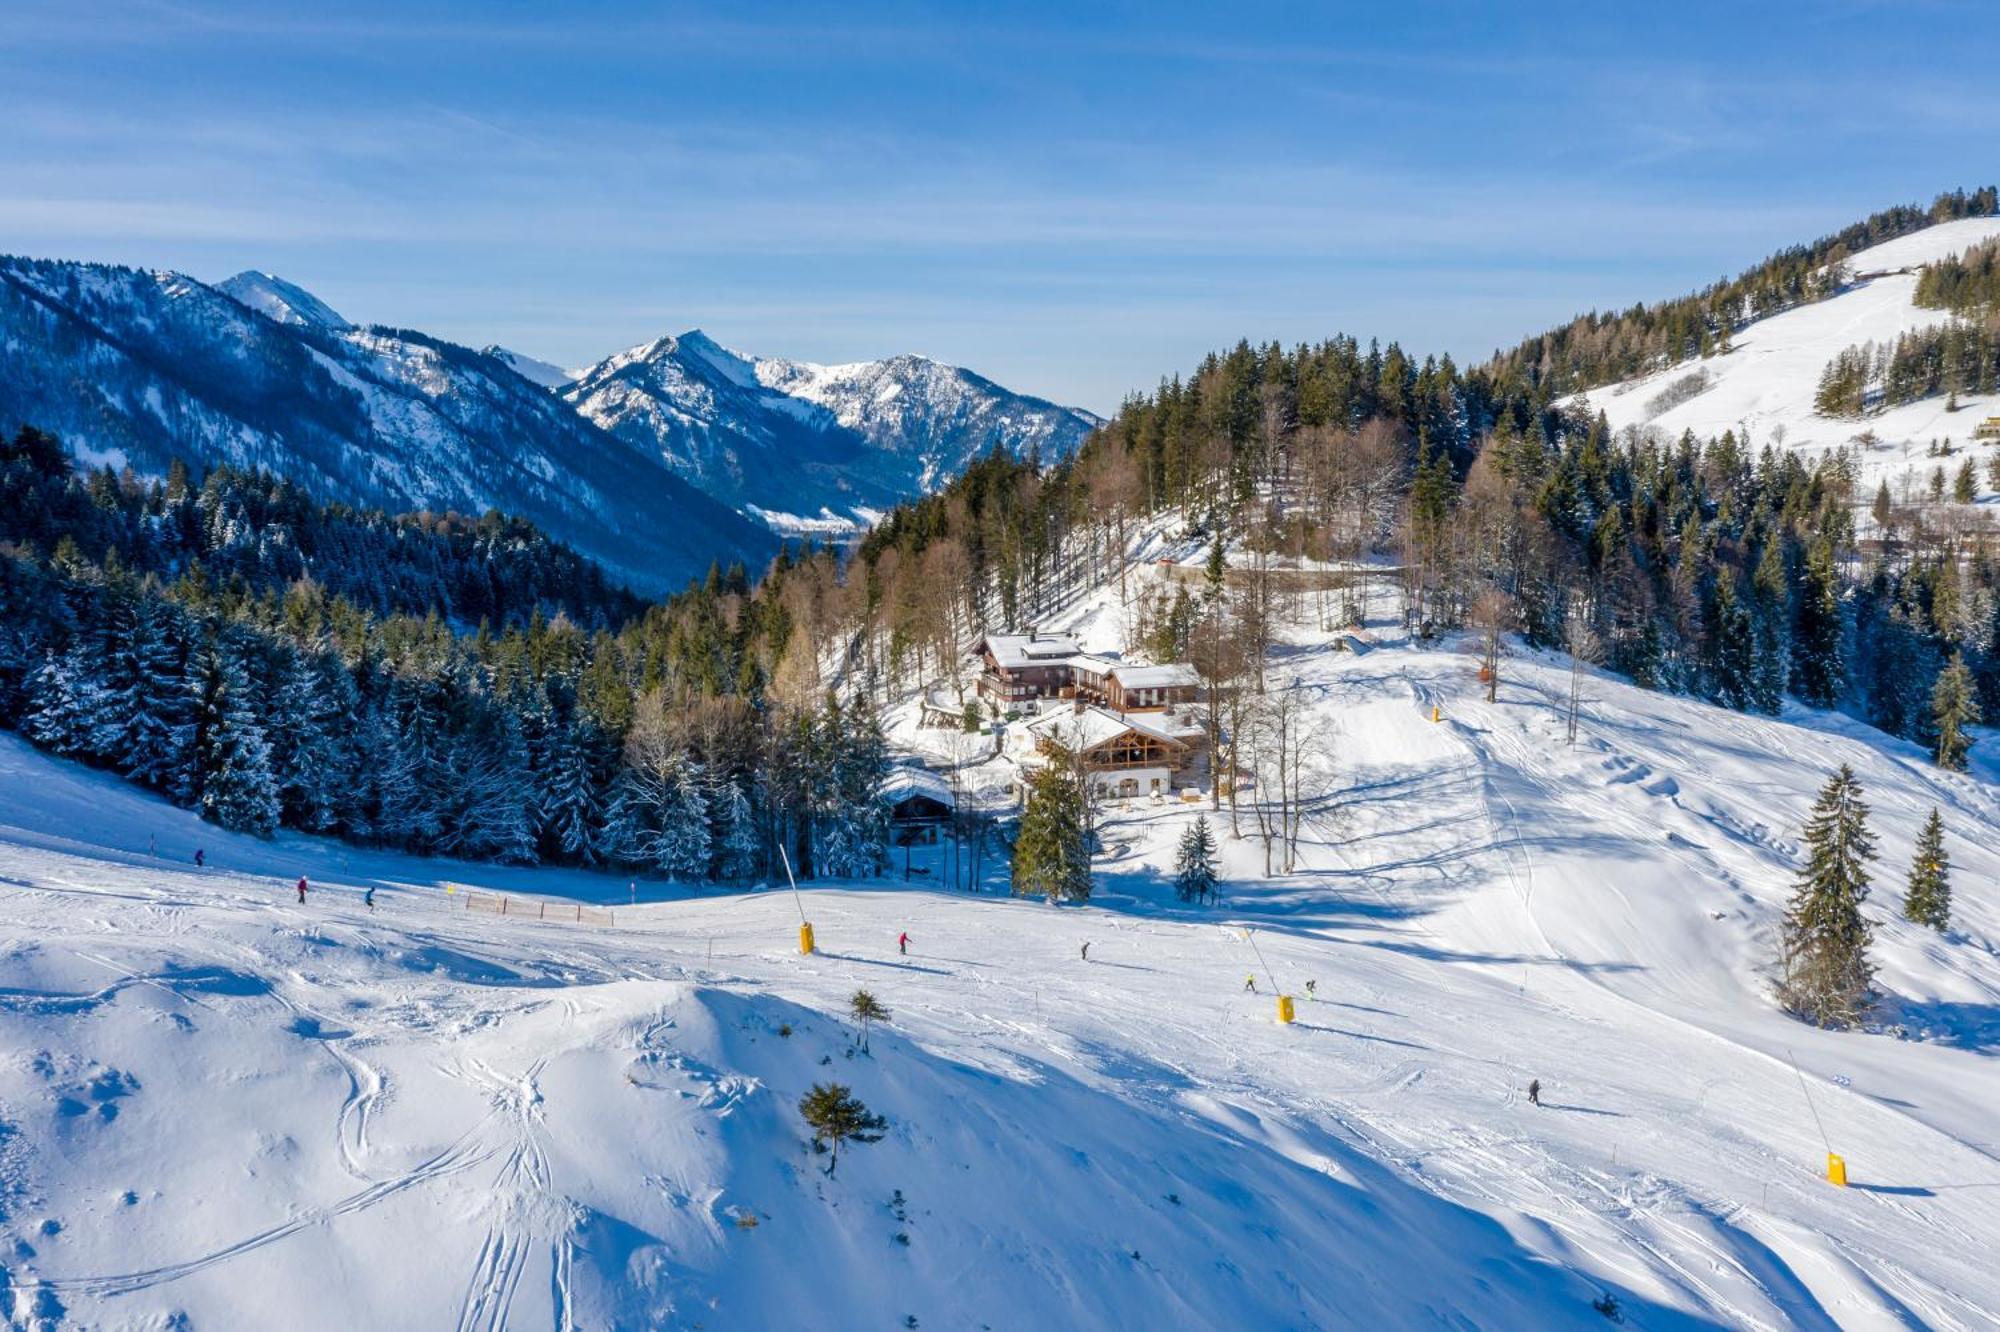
[2,1,1993,412]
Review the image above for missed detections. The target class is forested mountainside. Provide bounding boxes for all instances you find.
[0,426,642,629]
[0,417,900,878]
[561,329,1098,530]
[0,257,774,593]
[1489,186,2000,399]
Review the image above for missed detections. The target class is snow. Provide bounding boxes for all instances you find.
[1568,216,2000,506]
[5,563,2000,1326]
[214,271,354,332]
[482,345,575,391]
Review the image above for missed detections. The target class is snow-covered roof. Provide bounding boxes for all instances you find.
[1108,663,1200,690]
[883,766,955,807]
[1025,707,1194,751]
[981,633,1083,668]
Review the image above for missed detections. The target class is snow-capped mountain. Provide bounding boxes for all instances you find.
[0,259,773,593]
[562,330,1100,532]
[1569,215,2000,504]
[483,345,577,390]
[215,269,355,331]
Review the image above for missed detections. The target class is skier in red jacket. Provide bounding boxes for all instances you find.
[296,876,308,905]
[898,931,909,955]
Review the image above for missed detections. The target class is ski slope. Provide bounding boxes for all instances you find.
[3,599,1999,1328]
[1569,216,2000,506]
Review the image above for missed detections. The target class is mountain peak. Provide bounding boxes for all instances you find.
[216,271,353,332]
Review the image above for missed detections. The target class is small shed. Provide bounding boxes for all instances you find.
[883,768,956,844]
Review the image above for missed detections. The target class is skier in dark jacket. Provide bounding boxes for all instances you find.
[193,848,205,868]
[1527,1079,1542,1107]
[296,876,308,905]
[1080,941,1090,962]
[364,887,376,911]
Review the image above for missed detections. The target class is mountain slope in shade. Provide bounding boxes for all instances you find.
[563,330,1099,530]
[1567,215,2000,506]
[0,258,773,593]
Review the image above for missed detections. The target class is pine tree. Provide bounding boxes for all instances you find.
[1902,807,1951,932]
[797,1082,886,1177]
[1954,458,1979,503]
[1929,652,1982,771]
[1778,766,1877,1029]
[1174,815,1220,904]
[1012,749,1091,902]
[188,638,280,836]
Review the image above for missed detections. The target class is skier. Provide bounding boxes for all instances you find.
[1244,975,1257,993]
[193,848,205,868]
[1527,1078,1542,1107]
[296,876,308,905]
[1304,979,1317,999]
[898,931,910,956]
[364,887,376,912]
[1080,941,1091,962]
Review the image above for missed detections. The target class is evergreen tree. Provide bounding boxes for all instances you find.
[1173,815,1220,904]
[1902,807,1951,932]
[1792,541,1846,708]
[24,647,104,757]
[848,989,890,1053]
[1778,766,1877,1029]
[1954,458,1979,503]
[818,695,890,878]
[653,756,713,881]
[712,776,762,882]
[188,638,280,836]
[1012,749,1092,902]
[536,717,604,863]
[1929,652,1982,771]
[797,1082,886,1177]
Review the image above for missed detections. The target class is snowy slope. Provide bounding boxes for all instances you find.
[1569,217,2000,504]
[4,575,1999,1327]
[0,258,773,593]
[563,331,1099,531]
[215,271,355,332]
[482,345,577,390]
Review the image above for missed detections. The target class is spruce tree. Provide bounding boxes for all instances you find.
[1902,807,1951,932]
[1929,652,1982,771]
[654,757,713,881]
[1174,815,1220,904]
[1778,765,1877,1029]
[1011,749,1091,902]
[24,647,104,758]
[188,639,280,836]
[1792,541,1846,708]
[712,777,762,882]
